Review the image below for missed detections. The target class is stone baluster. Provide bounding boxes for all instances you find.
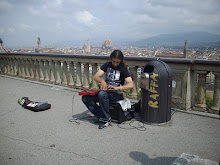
[1,58,3,73]
[8,59,13,76]
[4,58,7,74]
[5,58,10,75]
[0,58,3,73]
[62,61,68,86]
[21,60,26,78]
[3,58,7,74]
[10,59,13,75]
[75,62,82,88]
[6,58,9,75]
[0,58,2,73]
[1,58,4,73]
[44,60,50,82]
[13,59,18,76]
[5,58,8,74]
[5,58,9,74]
[7,58,12,76]
[23,59,27,78]
[39,60,45,81]
[129,66,138,99]
[91,63,98,89]
[10,59,14,76]
[2,58,5,74]
[68,61,75,86]
[17,59,22,77]
[3,58,7,75]
[1,58,5,74]
[35,60,40,81]
[210,72,220,114]
[50,60,56,84]
[9,59,13,76]
[193,71,208,111]
[82,63,90,89]
[55,60,62,85]
[29,60,35,79]
[25,59,30,79]
[11,59,16,76]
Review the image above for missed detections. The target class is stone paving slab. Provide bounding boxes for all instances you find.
[0,75,219,165]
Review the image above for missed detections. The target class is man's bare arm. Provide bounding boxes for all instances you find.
[93,69,107,90]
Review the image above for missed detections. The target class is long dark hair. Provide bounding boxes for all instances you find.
[110,49,126,67]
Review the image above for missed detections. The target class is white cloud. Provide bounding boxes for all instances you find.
[0,28,5,33]
[75,10,96,26]
[19,24,33,31]
[54,21,63,32]
[106,0,120,8]
[55,0,62,5]
[0,0,12,9]
[28,7,41,16]
[29,6,60,18]
[8,28,15,33]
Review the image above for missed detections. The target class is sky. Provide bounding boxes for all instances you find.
[0,0,220,48]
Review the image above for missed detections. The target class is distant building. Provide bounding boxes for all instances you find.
[82,39,91,53]
[102,37,112,51]
[35,37,41,53]
[91,46,102,54]
[155,52,185,58]
[82,37,113,54]
[184,40,188,58]
[86,39,90,53]
[155,40,188,58]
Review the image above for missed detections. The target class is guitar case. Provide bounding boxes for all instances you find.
[18,97,51,112]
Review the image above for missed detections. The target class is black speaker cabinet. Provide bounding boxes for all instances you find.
[109,103,127,124]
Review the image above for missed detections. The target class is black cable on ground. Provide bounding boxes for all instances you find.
[117,119,147,131]
[69,93,96,124]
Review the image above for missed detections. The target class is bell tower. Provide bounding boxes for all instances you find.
[37,37,41,50]
[184,40,188,58]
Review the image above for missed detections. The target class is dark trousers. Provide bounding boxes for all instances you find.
[82,91,124,122]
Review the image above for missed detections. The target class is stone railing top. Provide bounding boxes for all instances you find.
[1,52,220,66]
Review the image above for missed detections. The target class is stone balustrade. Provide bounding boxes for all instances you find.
[0,52,220,114]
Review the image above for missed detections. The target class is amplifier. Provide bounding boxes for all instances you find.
[109,103,127,124]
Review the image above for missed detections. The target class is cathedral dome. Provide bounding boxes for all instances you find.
[103,37,112,47]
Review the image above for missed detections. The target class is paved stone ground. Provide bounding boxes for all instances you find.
[0,75,219,165]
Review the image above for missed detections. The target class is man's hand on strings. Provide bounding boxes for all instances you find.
[107,85,120,90]
[100,81,108,90]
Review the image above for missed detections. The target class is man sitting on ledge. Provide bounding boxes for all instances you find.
[82,49,134,129]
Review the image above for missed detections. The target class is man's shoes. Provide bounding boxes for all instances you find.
[94,118,101,124]
[98,120,111,129]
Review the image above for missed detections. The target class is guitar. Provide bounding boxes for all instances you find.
[78,90,100,96]
[78,89,119,96]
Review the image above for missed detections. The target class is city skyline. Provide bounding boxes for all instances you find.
[1,0,220,47]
